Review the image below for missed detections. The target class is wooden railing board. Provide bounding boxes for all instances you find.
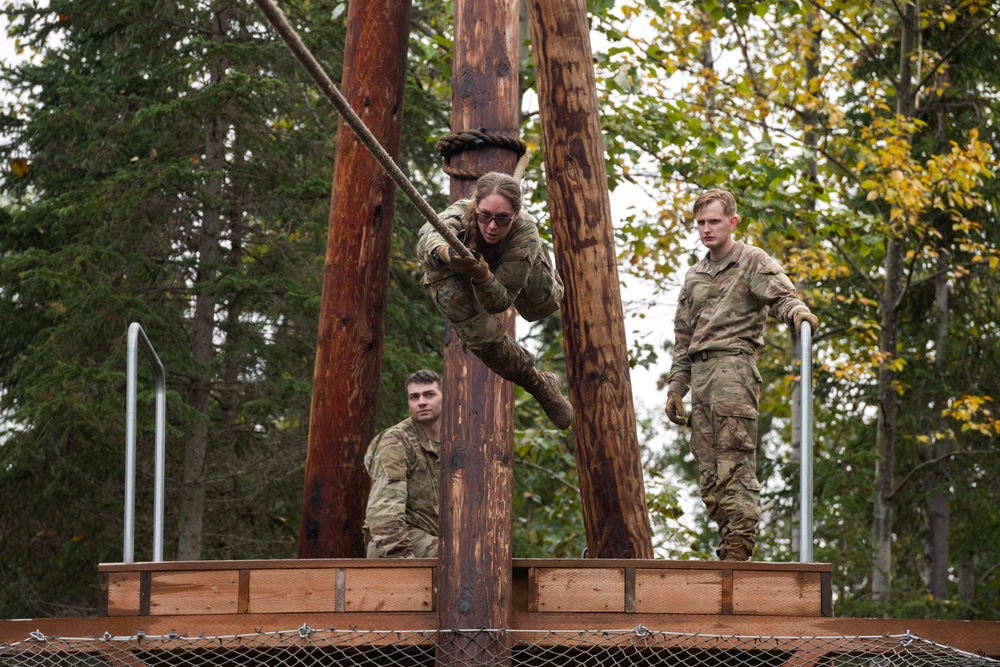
[95,558,833,619]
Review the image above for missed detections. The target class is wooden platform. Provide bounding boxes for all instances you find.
[97,558,833,618]
[2,558,999,659]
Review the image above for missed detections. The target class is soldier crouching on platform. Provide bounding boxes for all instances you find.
[417,171,573,430]
[664,189,819,562]
[363,370,443,558]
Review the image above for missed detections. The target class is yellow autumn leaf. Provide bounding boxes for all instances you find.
[10,157,28,177]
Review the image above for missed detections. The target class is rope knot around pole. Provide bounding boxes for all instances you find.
[435,129,527,181]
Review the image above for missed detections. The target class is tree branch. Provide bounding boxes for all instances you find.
[893,444,998,498]
[914,5,1000,96]
[808,0,898,86]
[826,232,882,300]
[515,458,581,495]
[732,21,771,135]
[894,227,929,311]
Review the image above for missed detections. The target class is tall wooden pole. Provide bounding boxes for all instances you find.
[437,0,519,662]
[527,0,654,558]
[297,0,413,558]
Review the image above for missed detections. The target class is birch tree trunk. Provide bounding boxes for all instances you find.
[872,0,916,600]
[929,251,951,599]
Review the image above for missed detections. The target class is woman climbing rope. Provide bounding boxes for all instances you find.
[250,1,572,428]
[417,172,573,430]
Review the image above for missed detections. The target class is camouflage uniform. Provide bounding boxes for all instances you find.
[363,417,440,558]
[417,199,563,384]
[666,241,812,561]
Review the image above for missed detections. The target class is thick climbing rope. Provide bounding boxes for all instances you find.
[435,130,526,182]
[252,0,476,257]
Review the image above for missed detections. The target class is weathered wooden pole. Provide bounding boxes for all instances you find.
[297,0,413,558]
[527,0,654,558]
[437,0,519,663]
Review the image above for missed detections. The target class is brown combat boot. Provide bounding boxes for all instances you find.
[721,539,754,562]
[524,368,574,429]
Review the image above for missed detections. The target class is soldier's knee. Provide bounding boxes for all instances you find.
[514,262,563,322]
[427,275,480,323]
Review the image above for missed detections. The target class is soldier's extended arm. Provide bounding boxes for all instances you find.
[749,254,812,329]
[666,284,693,396]
[473,260,529,313]
[418,202,469,269]
[472,219,536,313]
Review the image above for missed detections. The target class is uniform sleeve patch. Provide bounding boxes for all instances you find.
[758,259,785,275]
[374,436,409,481]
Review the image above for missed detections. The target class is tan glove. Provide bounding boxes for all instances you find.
[433,244,454,267]
[793,311,819,335]
[450,251,491,284]
[665,392,687,425]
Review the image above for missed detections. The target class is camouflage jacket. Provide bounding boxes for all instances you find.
[418,198,547,315]
[666,241,811,396]
[363,417,440,558]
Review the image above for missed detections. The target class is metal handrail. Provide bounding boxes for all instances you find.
[799,321,814,563]
[124,323,166,563]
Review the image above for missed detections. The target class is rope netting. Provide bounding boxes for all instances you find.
[3,627,997,667]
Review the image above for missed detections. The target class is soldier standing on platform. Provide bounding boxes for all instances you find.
[363,370,443,558]
[664,189,818,561]
[418,171,573,430]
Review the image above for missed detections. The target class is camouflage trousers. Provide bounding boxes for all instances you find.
[365,529,438,559]
[688,352,762,561]
[424,258,562,384]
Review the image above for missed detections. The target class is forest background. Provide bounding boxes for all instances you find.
[1,0,998,621]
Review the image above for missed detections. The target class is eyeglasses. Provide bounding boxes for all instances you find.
[475,209,514,228]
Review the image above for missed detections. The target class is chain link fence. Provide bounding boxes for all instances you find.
[3,627,998,667]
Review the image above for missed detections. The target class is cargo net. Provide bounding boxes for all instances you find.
[3,627,998,667]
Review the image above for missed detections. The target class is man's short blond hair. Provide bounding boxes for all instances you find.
[693,189,737,217]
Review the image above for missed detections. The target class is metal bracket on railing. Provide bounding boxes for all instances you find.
[799,321,814,563]
[124,322,166,563]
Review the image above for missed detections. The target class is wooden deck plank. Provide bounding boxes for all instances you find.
[343,567,434,612]
[534,568,625,613]
[98,558,832,573]
[149,570,240,615]
[634,568,723,614]
[105,572,142,617]
[733,570,824,616]
[513,558,832,572]
[98,558,438,572]
[247,568,337,613]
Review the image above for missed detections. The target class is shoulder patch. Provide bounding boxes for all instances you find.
[758,257,786,275]
[372,432,410,481]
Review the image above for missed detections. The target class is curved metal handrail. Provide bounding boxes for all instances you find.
[124,323,166,563]
[799,321,814,563]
